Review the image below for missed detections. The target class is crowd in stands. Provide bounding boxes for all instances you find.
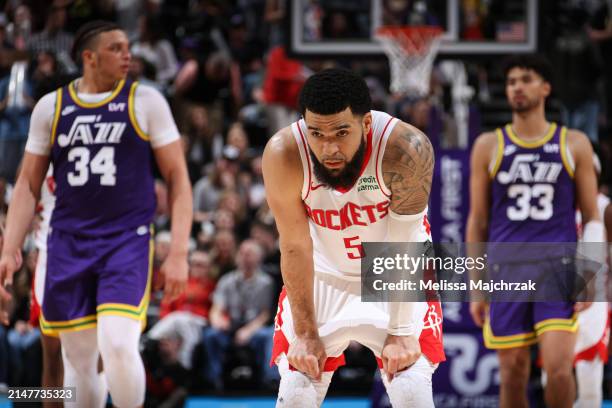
[1,0,612,406]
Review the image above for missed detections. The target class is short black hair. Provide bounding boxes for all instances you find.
[298,68,371,116]
[502,54,554,85]
[71,20,121,63]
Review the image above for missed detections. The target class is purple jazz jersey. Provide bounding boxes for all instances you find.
[489,123,576,243]
[40,226,152,334]
[50,79,155,236]
[40,80,156,333]
[485,123,577,347]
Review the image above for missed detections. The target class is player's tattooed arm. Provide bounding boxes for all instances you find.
[382,123,434,215]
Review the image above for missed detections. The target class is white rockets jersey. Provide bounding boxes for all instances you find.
[575,193,610,355]
[292,110,431,280]
[35,166,56,251]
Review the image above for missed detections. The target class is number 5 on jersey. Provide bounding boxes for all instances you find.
[68,146,117,186]
[344,236,364,259]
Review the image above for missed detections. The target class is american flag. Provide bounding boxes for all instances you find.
[496,21,527,42]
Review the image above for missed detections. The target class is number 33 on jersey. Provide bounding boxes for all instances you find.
[49,80,156,236]
[488,123,577,243]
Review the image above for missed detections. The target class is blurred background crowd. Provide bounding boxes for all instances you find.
[0,0,612,407]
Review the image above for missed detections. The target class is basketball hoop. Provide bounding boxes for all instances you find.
[375,26,444,97]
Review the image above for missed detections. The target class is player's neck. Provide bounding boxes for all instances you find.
[78,72,121,94]
[511,107,549,140]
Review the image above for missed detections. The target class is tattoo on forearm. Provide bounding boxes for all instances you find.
[382,127,434,214]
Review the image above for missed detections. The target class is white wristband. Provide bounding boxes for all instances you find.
[580,220,606,264]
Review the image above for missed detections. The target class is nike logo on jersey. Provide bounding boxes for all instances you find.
[310,182,326,191]
[61,105,77,116]
[504,144,517,156]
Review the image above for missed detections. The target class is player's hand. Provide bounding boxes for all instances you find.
[159,253,188,302]
[287,334,327,380]
[469,300,488,328]
[381,334,421,382]
[0,251,21,325]
[574,301,592,313]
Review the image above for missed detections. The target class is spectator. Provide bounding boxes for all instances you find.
[244,156,266,212]
[147,250,215,370]
[131,14,178,89]
[208,229,237,278]
[225,121,253,168]
[7,249,40,386]
[264,0,286,48]
[174,51,235,135]
[27,5,74,72]
[550,5,604,142]
[6,4,32,51]
[127,55,162,92]
[217,189,249,238]
[185,104,223,172]
[261,46,307,132]
[0,61,35,182]
[193,157,240,223]
[201,240,277,390]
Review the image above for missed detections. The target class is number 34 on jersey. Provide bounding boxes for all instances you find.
[56,115,125,187]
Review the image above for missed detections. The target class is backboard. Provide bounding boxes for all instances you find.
[289,0,538,56]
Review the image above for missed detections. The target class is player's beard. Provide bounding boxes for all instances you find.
[510,95,540,113]
[309,136,366,190]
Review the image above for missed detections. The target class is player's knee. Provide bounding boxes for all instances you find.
[62,340,96,373]
[276,369,318,408]
[498,352,529,385]
[545,367,573,389]
[98,332,139,365]
[386,371,434,408]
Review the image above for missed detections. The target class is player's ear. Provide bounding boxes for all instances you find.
[82,49,94,66]
[542,80,551,98]
[362,112,373,137]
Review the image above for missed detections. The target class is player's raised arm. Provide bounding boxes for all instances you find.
[466,132,497,327]
[262,127,326,379]
[379,121,434,379]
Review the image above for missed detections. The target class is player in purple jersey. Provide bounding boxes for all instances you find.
[467,54,603,408]
[0,21,192,408]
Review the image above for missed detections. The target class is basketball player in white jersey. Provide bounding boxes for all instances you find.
[262,68,444,407]
[573,154,611,408]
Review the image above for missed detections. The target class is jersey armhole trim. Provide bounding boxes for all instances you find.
[128,82,150,142]
[50,88,62,145]
[489,129,505,179]
[560,126,575,179]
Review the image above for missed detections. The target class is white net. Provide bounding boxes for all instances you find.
[375,27,443,97]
